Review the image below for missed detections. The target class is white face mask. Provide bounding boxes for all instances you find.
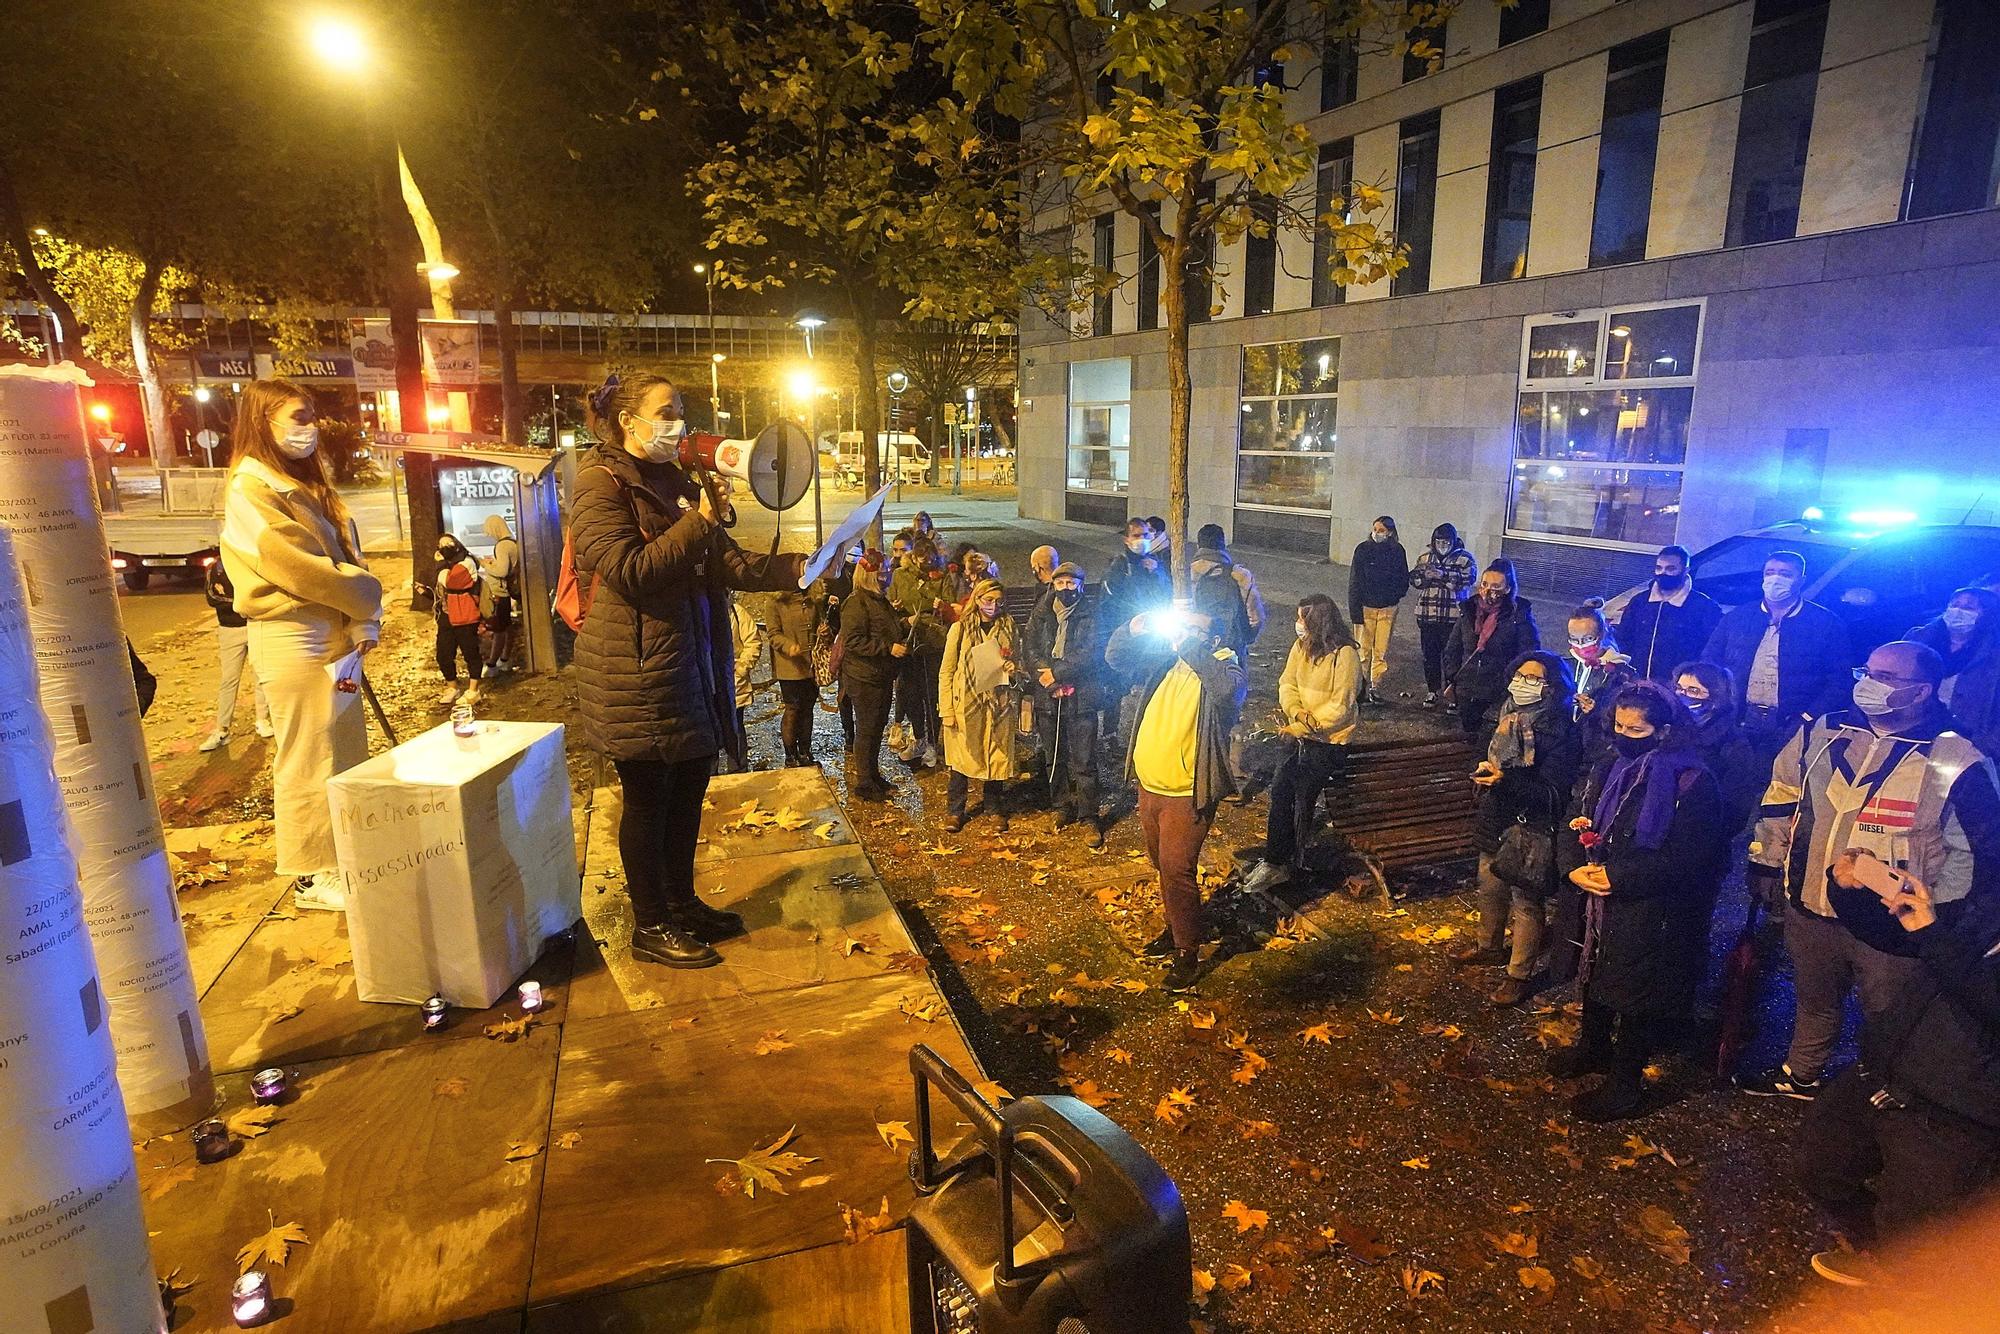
[1295,619,1307,639]
[1762,574,1798,604]
[1125,537,1147,554]
[275,424,318,459]
[1943,606,1980,634]
[626,413,686,463]
[1370,530,1389,544]
[1508,677,1544,706]
[1853,675,1928,717]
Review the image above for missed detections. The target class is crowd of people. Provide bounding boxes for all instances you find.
[206,370,1998,1291]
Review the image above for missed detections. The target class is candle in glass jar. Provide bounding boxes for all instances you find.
[250,1068,286,1104]
[422,995,449,1030]
[231,1270,273,1326]
[192,1119,232,1164]
[518,980,544,1012]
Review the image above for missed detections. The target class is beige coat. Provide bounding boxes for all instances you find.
[220,456,382,639]
[939,613,1020,780]
[1279,640,1361,744]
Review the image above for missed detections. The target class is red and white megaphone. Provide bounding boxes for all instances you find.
[678,420,815,511]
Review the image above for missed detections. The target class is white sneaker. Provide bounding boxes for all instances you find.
[199,730,229,753]
[254,718,274,739]
[437,683,463,706]
[293,870,347,912]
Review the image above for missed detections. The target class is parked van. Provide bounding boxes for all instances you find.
[831,431,930,486]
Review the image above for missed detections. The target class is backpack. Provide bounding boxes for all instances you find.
[555,467,649,633]
[1197,562,1255,650]
[438,560,483,627]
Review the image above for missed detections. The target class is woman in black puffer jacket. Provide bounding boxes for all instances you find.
[1443,558,1541,744]
[571,372,805,970]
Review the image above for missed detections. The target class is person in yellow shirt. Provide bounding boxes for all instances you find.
[1104,578,1249,992]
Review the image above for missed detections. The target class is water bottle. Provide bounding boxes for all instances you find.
[451,698,477,744]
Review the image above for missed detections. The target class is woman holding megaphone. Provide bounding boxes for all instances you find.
[572,372,807,969]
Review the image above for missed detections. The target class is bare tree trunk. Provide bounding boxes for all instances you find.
[1163,236,1192,598]
[128,253,174,468]
[367,113,427,429]
[853,303,884,549]
[0,154,82,360]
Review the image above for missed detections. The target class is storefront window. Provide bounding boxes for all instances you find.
[1509,303,1701,549]
[1067,358,1131,493]
[1236,338,1338,514]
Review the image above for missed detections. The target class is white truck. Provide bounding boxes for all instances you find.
[102,468,226,591]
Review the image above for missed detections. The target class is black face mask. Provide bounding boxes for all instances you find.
[1655,572,1688,592]
[1054,588,1080,607]
[1612,732,1663,760]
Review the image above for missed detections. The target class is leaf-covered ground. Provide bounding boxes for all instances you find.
[839,731,1837,1333]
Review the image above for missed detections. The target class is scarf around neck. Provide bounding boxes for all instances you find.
[1592,747,1706,851]
[1052,597,1075,657]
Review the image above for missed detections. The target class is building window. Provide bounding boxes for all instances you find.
[1508,301,1702,549]
[1905,0,2000,220]
[1591,31,1669,267]
[1499,0,1549,46]
[1091,213,1115,337]
[1184,182,1215,325]
[1236,338,1339,514]
[1068,358,1131,494]
[1138,203,1161,332]
[1726,0,1828,248]
[1095,70,1116,109]
[1403,19,1445,83]
[1252,0,1287,90]
[1243,195,1279,317]
[1484,78,1542,284]
[1320,36,1357,111]
[1312,139,1354,308]
[1393,112,1441,297]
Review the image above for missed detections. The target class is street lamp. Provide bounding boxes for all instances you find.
[710,353,726,429]
[794,311,826,360]
[306,14,368,72]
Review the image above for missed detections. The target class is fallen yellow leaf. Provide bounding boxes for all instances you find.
[1222,1199,1269,1233]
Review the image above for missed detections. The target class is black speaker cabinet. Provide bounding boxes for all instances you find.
[904,1045,1190,1334]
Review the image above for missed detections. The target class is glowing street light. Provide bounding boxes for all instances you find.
[794,310,826,359]
[786,366,819,403]
[307,14,368,72]
[89,403,113,423]
[193,386,212,403]
[417,260,460,281]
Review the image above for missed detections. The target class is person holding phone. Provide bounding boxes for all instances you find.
[571,371,806,969]
[1799,852,2000,1287]
[219,379,382,912]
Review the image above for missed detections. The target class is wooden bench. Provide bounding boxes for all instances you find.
[1322,734,1480,872]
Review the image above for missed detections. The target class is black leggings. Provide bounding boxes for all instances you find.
[1418,621,1452,693]
[897,652,942,745]
[778,678,818,759]
[612,755,712,928]
[1265,739,1344,865]
[847,677,892,782]
[437,622,482,681]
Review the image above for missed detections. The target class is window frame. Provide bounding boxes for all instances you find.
[1235,337,1341,516]
[1066,357,1132,496]
[1507,300,1705,552]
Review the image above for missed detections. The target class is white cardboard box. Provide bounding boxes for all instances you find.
[329,720,579,1007]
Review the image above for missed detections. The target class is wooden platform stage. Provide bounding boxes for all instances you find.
[142,768,981,1332]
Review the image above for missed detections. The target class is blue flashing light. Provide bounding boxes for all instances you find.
[1801,506,1824,522]
[1845,509,1918,530]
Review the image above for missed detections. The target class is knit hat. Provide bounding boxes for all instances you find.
[856,548,888,575]
[1050,561,1085,581]
[970,577,1004,604]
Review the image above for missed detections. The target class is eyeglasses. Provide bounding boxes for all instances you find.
[1853,667,1922,686]
[1676,689,1711,703]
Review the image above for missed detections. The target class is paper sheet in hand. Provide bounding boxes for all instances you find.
[968,638,1010,693]
[799,482,893,587]
[325,647,363,691]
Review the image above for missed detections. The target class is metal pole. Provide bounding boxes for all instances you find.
[811,397,824,548]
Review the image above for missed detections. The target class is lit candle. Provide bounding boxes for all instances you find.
[422,995,449,1031]
[518,980,544,1012]
[192,1119,232,1164]
[231,1270,273,1326]
[250,1068,286,1104]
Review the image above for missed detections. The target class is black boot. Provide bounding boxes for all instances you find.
[1571,1068,1646,1122]
[630,921,721,969]
[1163,949,1201,993]
[1548,1042,1613,1080]
[672,899,745,942]
[1052,807,1074,830]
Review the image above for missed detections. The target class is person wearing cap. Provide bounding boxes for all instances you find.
[939,577,1024,831]
[839,548,904,801]
[1025,561,1106,846]
[1105,576,1250,993]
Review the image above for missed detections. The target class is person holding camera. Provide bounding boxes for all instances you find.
[1738,639,2000,1099]
[1105,578,1249,994]
[1800,852,2000,1286]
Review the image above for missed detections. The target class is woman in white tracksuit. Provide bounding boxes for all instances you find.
[219,379,382,911]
